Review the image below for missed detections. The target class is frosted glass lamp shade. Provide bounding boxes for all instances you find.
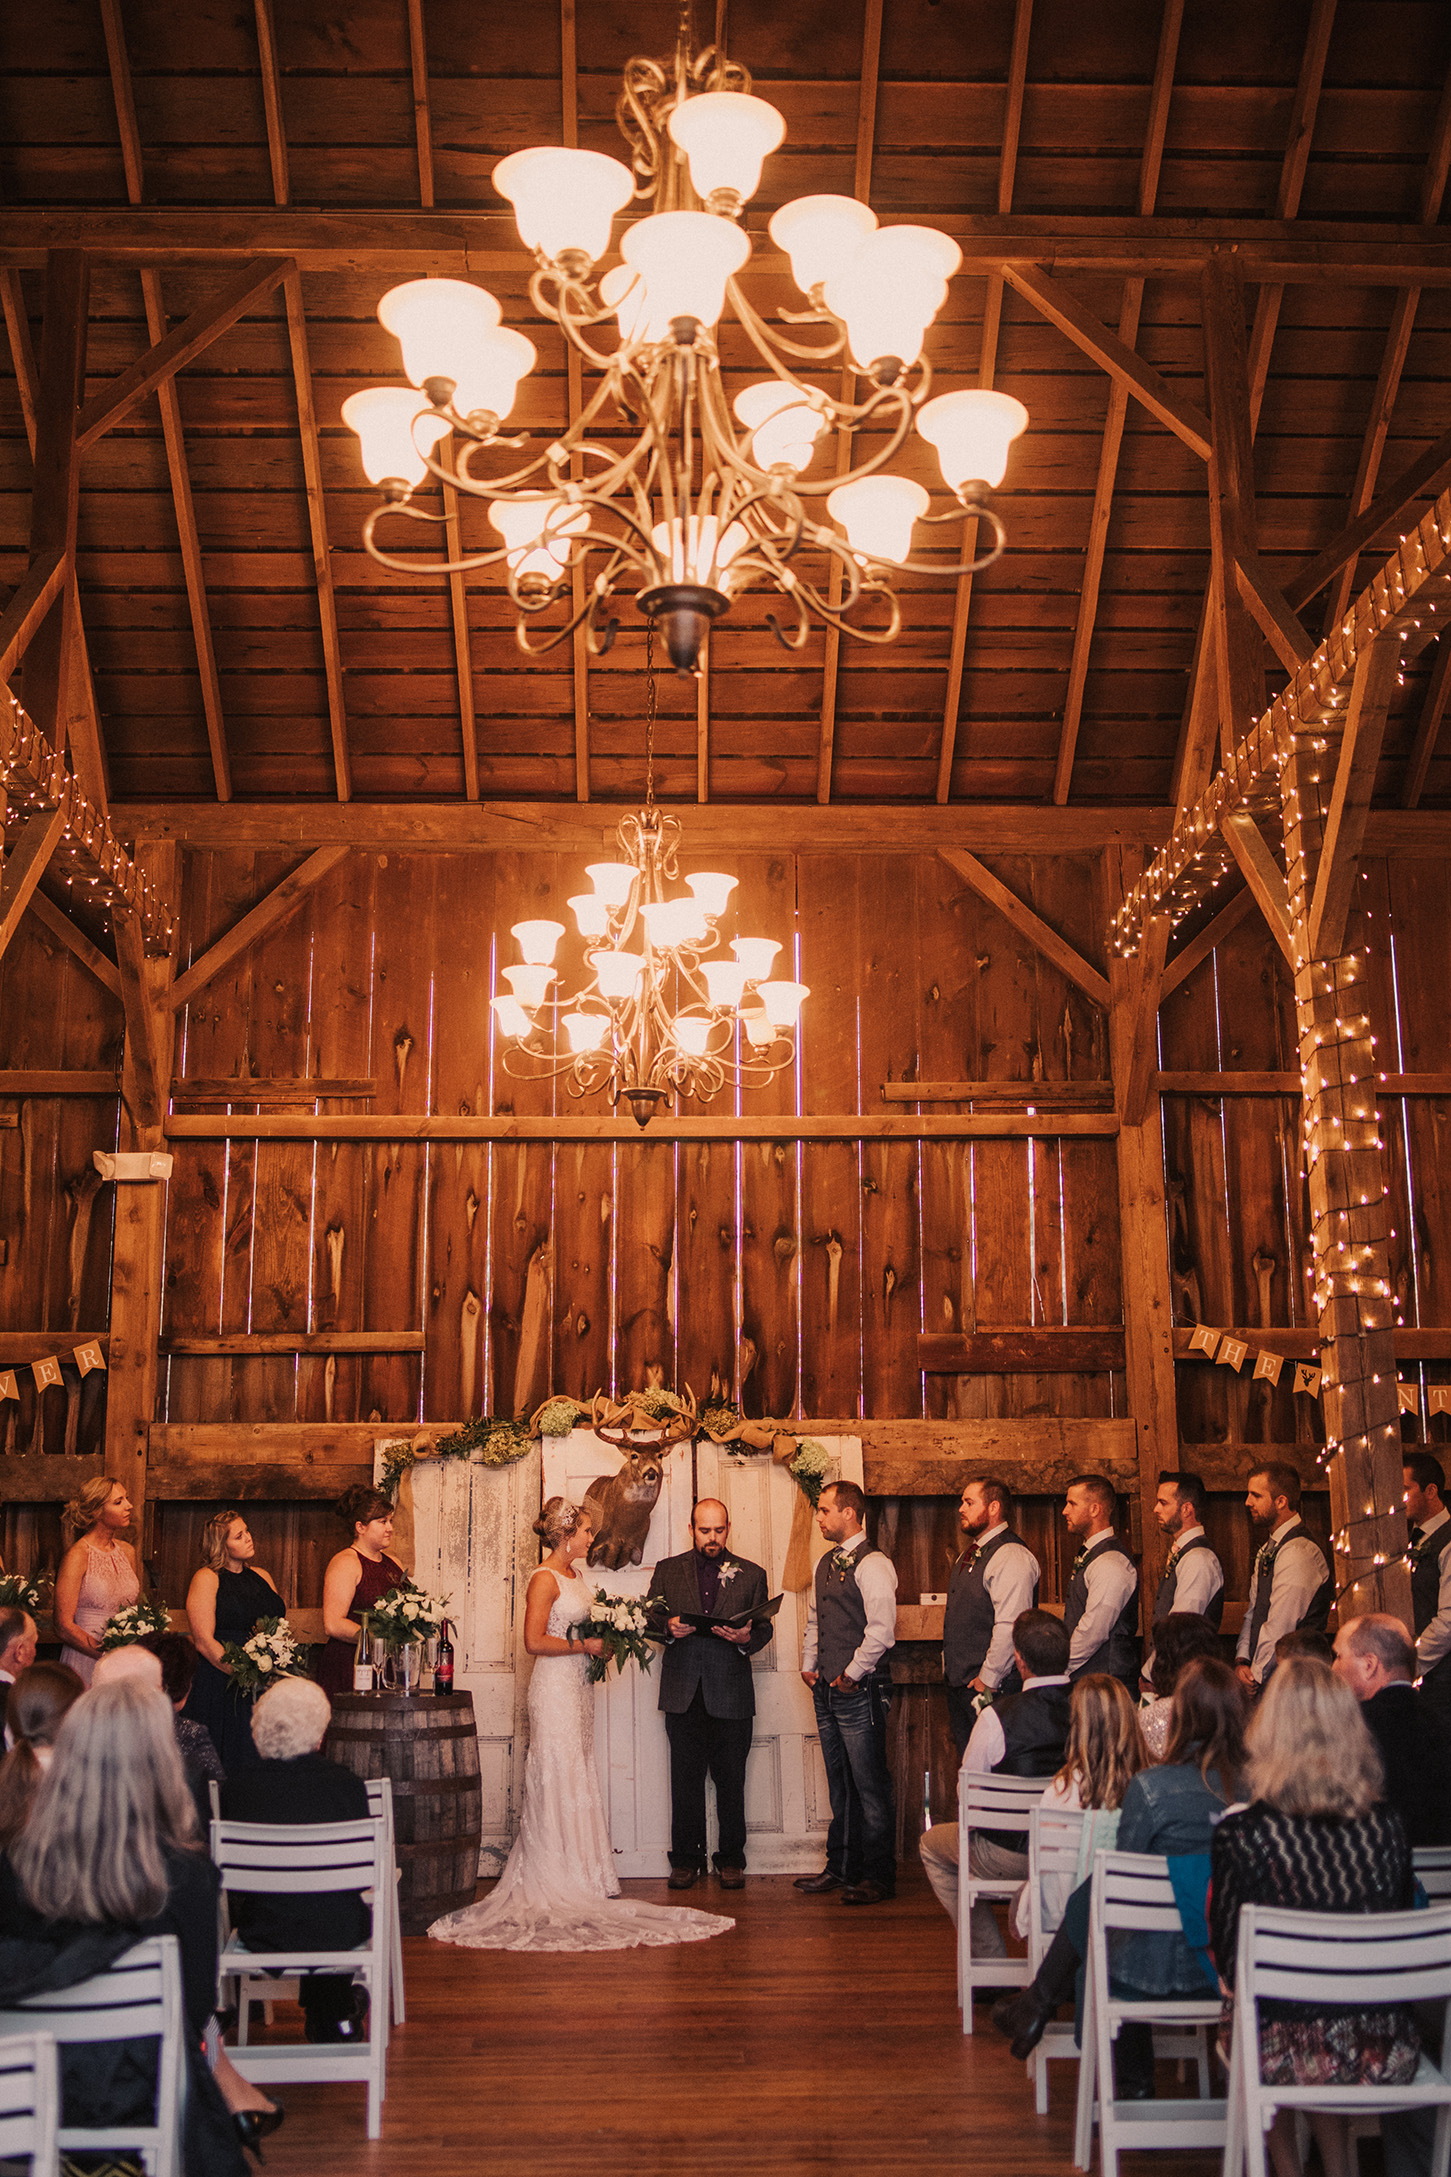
[701,960,750,1009]
[731,937,780,981]
[672,1014,715,1057]
[599,264,675,347]
[504,964,556,1008]
[510,919,565,964]
[491,994,535,1039]
[667,92,785,205]
[741,1005,775,1048]
[827,474,929,563]
[561,1010,610,1053]
[492,147,634,265]
[341,390,450,486]
[586,862,637,907]
[621,213,750,330]
[823,226,962,370]
[733,381,827,473]
[768,195,877,296]
[758,979,809,1027]
[378,279,502,393]
[569,893,612,939]
[917,389,1028,492]
[685,870,738,917]
[640,898,708,950]
[650,515,750,586]
[589,950,644,1001]
[490,496,589,581]
[449,327,536,423]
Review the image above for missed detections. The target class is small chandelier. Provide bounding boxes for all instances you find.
[493,647,806,1128]
[343,29,1028,675]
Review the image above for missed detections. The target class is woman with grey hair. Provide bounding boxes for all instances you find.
[220,1674,373,2044]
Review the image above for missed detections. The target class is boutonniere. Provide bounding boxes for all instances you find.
[829,1548,855,1582]
[717,1563,740,1586]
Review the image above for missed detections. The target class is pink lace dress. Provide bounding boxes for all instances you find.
[60,1538,140,1685]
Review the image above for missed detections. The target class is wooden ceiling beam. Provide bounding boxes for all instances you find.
[1051,0,1182,806]
[283,269,351,803]
[406,0,434,210]
[0,550,67,684]
[75,257,288,451]
[1157,885,1254,998]
[253,0,290,209]
[442,481,479,802]
[1306,638,1397,957]
[0,807,65,968]
[24,886,122,999]
[1401,633,1451,809]
[170,845,349,1011]
[1244,0,1337,426]
[1287,426,1451,613]
[938,846,1110,1008]
[1221,811,1295,969]
[165,1110,1120,1144]
[1234,545,1316,676]
[560,0,590,806]
[935,0,1031,805]
[1202,256,1264,760]
[1001,263,1212,460]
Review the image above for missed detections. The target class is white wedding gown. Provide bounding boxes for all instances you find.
[428,1572,733,1953]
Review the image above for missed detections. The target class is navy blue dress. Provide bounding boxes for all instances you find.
[183,1564,279,1772]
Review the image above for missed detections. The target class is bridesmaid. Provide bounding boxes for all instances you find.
[183,1509,283,1771]
[318,1485,406,1697]
[53,1477,141,1685]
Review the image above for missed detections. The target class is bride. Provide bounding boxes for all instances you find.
[429,1497,733,1953]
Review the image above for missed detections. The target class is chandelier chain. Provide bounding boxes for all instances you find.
[645,621,658,812]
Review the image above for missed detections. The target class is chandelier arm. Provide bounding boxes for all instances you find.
[781,389,921,501]
[763,579,814,654]
[727,276,848,368]
[880,506,1008,579]
[360,500,517,578]
[807,586,905,646]
[512,588,604,660]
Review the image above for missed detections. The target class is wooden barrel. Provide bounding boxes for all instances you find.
[326,1691,482,1934]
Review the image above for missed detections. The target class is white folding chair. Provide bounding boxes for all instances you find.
[1026,1799,1086,2113]
[1073,1851,1224,2177]
[1418,1847,1451,1905]
[0,2031,60,2177]
[211,1814,392,2139]
[0,1937,185,2177]
[957,1770,1050,2031]
[1223,1902,1451,2177]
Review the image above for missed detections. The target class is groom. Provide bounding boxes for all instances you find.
[647,1499,773,1893]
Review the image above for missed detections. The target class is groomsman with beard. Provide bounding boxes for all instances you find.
[942,1477,1040,1761]
[648,1499,773,1892]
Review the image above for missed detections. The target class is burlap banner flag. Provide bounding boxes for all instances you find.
[1294,1363,1323,1398]
[0,1371,15,1403]
[31,1357,61,1391]
[1253,1351,1285,1386]
[0,1345,109,1398]
[1188,1324,1222,1357]
[1217,1337,1249,1371]
[1398,1382,1421,1415]
[1429,1386,1451,1418]
[73,1342,106,1375]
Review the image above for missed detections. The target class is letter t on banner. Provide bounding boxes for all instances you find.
[1189,1325,1222,1357]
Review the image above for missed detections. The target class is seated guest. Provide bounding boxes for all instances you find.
[144,1629,226,1830]
[219,1676,372,2044]
[993,1656,1248,2093]
[918,1608,1071,1957]
[1012,1674,1146,1943]
[0,1662,83,1846]
[0,1678,280,2170]
[1139,1612,1222,1758]
[0,1605,37,1686]
[1211,1657,1418,2177]
[1274,1627,1335,1667]
[1332,1610,1451,1848]
[92,1642,165,1690]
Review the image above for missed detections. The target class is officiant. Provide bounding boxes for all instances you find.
[647,1499,773,1894]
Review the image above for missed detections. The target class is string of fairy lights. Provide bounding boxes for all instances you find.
[0,690,176,952]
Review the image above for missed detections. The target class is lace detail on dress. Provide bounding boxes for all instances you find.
[429,1572,732,1954]
[60,1540,140,1687]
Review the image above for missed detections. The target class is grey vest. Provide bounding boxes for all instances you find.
[1411,1523,1451,1694]
[943,1528,1020,1688]
[1153,1534,1225,1631]
[1064,1532,1139,1681]
[814,1545,892,1686]
[1245,1519,1333,1660]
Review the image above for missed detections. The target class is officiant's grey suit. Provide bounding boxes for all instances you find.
[647,1550,772,1875]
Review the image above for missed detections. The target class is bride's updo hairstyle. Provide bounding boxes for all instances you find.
[533,1498,585,1552]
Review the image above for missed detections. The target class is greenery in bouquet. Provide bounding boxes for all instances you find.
[532,1396,589,1437]
[699,1399,743,1435]
[788,1438,835,1508]
[574,1591,655,1686]
[365,1579,451,1647]
[99,1596,172,1651]
[429,1415,534,1470]
[0,1571,47,1615]
[638,1388,685,1421]
[222,1615,307,1695]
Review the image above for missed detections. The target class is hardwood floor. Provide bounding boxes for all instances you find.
[251,1865,1221,2177]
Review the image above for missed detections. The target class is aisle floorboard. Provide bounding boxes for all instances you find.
[251,1865,1222,2176]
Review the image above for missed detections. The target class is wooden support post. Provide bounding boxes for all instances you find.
[0,806,64,964]
[1280,734,1409,1623]
[1201,255,1264,760]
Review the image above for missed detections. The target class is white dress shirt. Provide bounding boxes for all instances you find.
[1235,1517,1330,1683]
[1415,1506,1451,1675]
[966,1523,1042,1691]
[801,1529,898,1683]
[963,1674,1071,1773]
[1141,1525,1225,1681]
[1067,1530,1139,1675]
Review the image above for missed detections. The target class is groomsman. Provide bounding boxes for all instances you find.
[795,1481,898,1905]
[648,1499,773,1891]
[942,1477,1040,1760]
[1404,1452,1451,1720]
[1061,1474,1139,1688]
[1236,1462,1332,1690]
[1140,1470,1224,1694]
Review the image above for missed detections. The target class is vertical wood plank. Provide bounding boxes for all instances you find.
[798,854,862,1417]
[859,857,920,1417]
[737,852,800,1419]
[426,853,494,1421]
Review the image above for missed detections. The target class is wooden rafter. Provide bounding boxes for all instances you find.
[1244,0,1337,424]
[0,807,64,966]
[169,845,349,1011]
[938,847,1109,1008]
[1234,545,1316,676]
[442,482,480,802]
[1402,634,1451,808]
[253,0,290,208]
[1221,811,1295,968]
[935,0,1031,805]
[1157,886,1254,998]
[166,1110,1120,1143]
[1307,637,1397,956]
[75,258,289,452]
[25,886,122,999]
[1287,427,1451,614]
[0,550,66,684]
[407,0,434,209]
[1051,0,1182,806]
[283,270,351,803]
[559,0,591,806]
[1000,263,1212,461]
[1202,257,1263,759]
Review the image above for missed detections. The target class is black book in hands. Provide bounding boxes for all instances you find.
[650,1594,785,1637]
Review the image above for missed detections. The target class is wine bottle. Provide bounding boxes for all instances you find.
[352,1622,374,1694]
[434,1618,454,1697]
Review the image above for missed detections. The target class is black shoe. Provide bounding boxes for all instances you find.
[793,1869,844,1893]
[990,1985,1056,2060]
[233,2105,285,2165]
[668,1865,700,1890]
[1116,2080,1155,2102]
[303,1992,369,2045]
[841,1880,895,1905]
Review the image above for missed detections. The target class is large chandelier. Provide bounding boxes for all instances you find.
[341,30,1028,673]
[492,644,806,1127]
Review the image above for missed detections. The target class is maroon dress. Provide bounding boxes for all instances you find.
[317,1549,406,1695]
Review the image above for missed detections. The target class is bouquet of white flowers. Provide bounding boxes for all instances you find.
[222,1615,307,1694]
[573,1591,655,1685]
[0,1572,46,1615]
[788,1437,835,1508]
[99,1597,171,1651]
[365,1580,451,1647]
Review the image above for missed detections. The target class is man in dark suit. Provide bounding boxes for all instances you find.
[1333,1611,1451,1848]
[646,1498,773,1893]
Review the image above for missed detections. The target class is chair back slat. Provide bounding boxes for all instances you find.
[0,2030,58,2170]
[1415,1846,1451,1902]
[210,1816,384,1895]
[0,1948,168,2044]
[961,1773,1051,1833]
[1243,1903,1451,2010]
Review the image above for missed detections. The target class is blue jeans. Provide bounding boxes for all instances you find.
[812,1675,896,1890]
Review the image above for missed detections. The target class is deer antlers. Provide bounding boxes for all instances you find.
[589,1383,699,1450]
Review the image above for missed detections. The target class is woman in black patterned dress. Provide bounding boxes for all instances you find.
[183,1510,283,1772]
